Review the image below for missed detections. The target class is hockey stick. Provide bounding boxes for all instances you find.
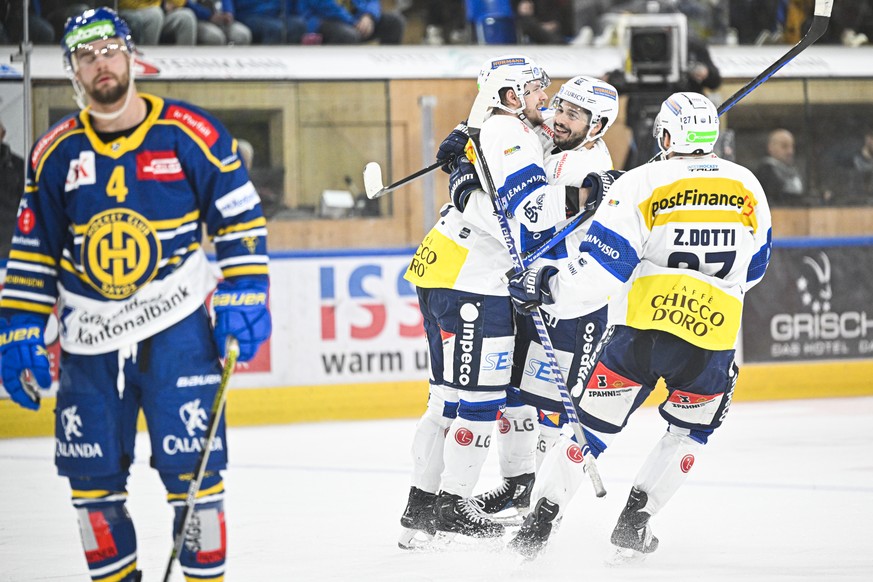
[363,157,453,200]
[717,0,833,115]
[644,0,834,164]
[467,86,607,499]
[162,337,239,582]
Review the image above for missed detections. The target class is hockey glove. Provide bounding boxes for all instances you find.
[449,157,481,212]
[437,122,469,173]
[212,279,272,362]
[507,266,558,314]
[0,315,51,411]
[581,170,624,214]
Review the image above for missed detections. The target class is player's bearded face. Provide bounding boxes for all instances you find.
[522,81,548,126]
[553,101,591,149]
[74,41,131,106]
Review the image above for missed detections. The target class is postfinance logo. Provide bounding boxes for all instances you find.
[81,208,161,299]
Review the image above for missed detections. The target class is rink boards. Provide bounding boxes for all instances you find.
[2,240,873,437]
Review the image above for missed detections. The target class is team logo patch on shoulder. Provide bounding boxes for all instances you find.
[137,150,184,181]
[165,105,218,147]
[32,118,77,169]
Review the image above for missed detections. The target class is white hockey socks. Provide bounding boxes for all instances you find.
[632,426,703,516]
[536,423,562,471]
[410,385,457,494]
[496,403,537,478]
[441,417,495,496]
[440,390,505,497]
[528,434,587,516]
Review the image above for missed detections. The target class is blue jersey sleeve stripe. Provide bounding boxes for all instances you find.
[747,227,772,283]
[498,163,549,215]
[577,221,640,283]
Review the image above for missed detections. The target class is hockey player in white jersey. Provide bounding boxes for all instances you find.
[468,76,623,518]
[505,92,772,560]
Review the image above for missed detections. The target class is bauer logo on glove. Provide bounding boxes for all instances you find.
[507,266,558,314]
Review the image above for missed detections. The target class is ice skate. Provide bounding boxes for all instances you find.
[474,472,535,516]
[398,487,437,550]
[507,497,559,561]
[607,487,659,566]
[434,492,505,540]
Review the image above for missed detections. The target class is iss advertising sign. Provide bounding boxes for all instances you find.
[742,242,873,363]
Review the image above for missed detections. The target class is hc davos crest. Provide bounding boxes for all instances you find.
[163,399,223,455]
[81,208,161,299]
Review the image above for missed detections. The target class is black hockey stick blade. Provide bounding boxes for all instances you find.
[363,157,452,200]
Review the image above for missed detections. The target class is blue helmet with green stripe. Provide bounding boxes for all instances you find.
[654,92,719,156]
[61,7,135,71]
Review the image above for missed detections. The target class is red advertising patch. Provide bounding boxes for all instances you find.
[136,150,185,181]
[498,417,511,434]
[586,361,638,390]
[680,453,695,473]
[566,443,584,464]
[668,390,720,406]
[454,427,473,446]
[166,105,218,147]
[31,118,77,170]
[18,208,35,234]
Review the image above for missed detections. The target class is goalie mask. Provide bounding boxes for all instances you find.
[654,92,719,156]
[61,7,137,116]
[550,75,619,147]
[477,54,551,116]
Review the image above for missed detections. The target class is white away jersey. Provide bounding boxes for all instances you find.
[550,154,772,350]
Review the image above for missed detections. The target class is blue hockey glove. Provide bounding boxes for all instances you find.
[437,122,469,173]
[0,315,51,411]
[507,266,559,314]
[581,169,624,214]
[212,279,272,362]
[449,156,481,212]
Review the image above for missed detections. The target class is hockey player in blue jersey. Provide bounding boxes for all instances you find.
[0,7,270,581]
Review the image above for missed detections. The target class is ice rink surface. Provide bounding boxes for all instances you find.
[1,396,872,581]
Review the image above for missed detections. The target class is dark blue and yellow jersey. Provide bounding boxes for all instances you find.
[0,93,269,354]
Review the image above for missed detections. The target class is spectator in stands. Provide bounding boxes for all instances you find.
[41,2,94,41]
[2,0,55,44]
[513,0,570,45]
[303,0,405,45]
[188,1,252,45]
[422,0,466,45]
[728,0,778,44]
[755,129,810,206]
[0,119,24,260]
[118,1,197,45]
[823,125,873,206]
[233,0,306,44]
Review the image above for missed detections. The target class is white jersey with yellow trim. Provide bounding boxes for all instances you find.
[549,153,772,351]
[0,93,269,355]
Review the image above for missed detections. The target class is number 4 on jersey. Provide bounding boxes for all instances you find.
[107,166,128,203]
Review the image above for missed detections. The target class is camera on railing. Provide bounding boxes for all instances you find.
[603,12,688,86]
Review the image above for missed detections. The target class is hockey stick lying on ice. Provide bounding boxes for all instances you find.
[162,337,239,582]
[363,156,455,200]
[466,81,607,499]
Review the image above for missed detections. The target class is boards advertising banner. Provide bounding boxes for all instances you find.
[742,242,873,363]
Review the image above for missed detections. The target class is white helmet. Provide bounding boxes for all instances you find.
[477,54,550,116]
[653,92,719,156]
[550,75,619,146]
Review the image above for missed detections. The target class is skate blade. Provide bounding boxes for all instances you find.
[398,527,435,551]
[606,546,648,566]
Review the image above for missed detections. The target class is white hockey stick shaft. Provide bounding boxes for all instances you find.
[363,158,452,200]
[467,86,606,498]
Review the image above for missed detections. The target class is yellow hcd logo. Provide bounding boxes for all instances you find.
[82,209,162,299]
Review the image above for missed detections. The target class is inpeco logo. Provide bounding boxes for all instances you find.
[456,302,480,386]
